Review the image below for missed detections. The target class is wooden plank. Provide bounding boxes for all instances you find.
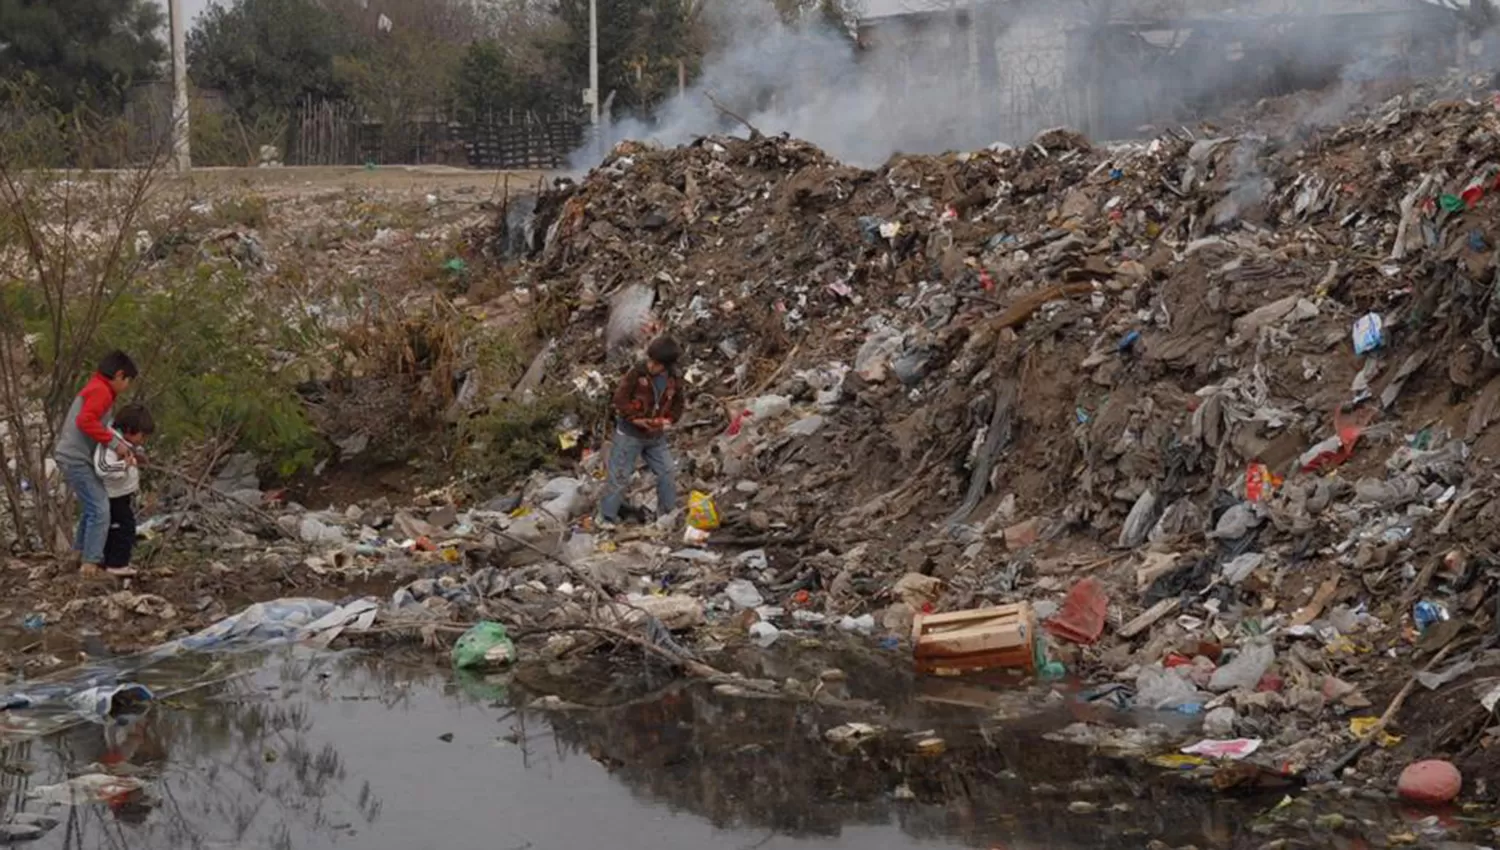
[925,618,1026,639]
[915,603,1030,628]
[919,629,1029,655]
[1292,576,1340,627]
[1118,598,1179,639]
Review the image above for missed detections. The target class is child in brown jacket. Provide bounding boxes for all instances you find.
[597,336,685,526]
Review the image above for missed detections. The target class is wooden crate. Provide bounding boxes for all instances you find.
[912,603,1037,675]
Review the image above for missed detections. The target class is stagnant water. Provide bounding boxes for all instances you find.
[0,648,1480,850]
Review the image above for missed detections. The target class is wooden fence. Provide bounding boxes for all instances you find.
[288,100,590,169]
[290,100,363,166]
[467,113,591,169]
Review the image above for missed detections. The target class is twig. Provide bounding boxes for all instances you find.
[1078,552,1134,571]
[954,292,1010,308]
[146,463,300,541]
[748,343,800,397]
[468,522,798,690]
[486,525,631,626]
[1371,639,1463,732]
[356,621,471,636]
[1314,637,1463,781]
[704,92,763,140]
[140,431,239,569]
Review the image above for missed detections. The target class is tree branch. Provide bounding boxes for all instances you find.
[704,91,763,140]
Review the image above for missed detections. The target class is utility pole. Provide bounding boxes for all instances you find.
[169,0,191,171]
[588,0,600,127]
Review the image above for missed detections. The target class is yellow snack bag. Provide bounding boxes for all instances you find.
[687,491,720,531]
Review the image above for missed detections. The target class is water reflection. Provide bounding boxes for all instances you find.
[0,651,385,850]
[0,650,1456,850]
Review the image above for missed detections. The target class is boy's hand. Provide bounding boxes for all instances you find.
[114,444,133,463]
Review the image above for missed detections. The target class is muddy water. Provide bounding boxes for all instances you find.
[0,650,1467,850]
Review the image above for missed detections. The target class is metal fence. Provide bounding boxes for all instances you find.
[288,100,590,169]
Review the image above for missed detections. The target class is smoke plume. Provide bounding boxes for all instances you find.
[578,0,1492,169]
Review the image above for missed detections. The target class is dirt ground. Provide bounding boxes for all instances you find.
[160,164,556,197]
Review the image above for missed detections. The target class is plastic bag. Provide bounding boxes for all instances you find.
[1135,664,1203,710]
[68,684,154,726]
[1208,641,1275,692]
[451,622,516,670]
[724,579,764,610]
[687,491,720,531]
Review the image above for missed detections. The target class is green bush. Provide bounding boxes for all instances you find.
[452,326,579,492]
[458,393,579,494]
[95,263,321,477]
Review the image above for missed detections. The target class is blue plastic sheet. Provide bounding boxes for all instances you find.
[0,597,379,740]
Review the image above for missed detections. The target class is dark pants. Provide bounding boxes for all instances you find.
[103,495,136,569]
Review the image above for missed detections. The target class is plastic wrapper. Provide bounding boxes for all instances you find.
[687,491,720,531]
[1135,664,1203,710]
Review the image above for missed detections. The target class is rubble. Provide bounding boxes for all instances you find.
[458,73,1500,798]
[12,74,1500,810]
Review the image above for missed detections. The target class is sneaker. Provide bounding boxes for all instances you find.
[105,567,138,578]
[594,518,619,531]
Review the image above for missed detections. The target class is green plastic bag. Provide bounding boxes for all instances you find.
[451,622,516,670]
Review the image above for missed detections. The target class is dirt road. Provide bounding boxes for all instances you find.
[161,164,557,198]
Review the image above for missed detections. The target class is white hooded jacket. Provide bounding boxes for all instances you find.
[93,429,139,499]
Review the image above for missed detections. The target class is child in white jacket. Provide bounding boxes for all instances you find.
[92,405,153,577]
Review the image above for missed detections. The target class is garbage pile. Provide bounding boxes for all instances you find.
[474,75,1500,795]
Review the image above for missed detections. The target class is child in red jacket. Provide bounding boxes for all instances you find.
[53,351,138,575]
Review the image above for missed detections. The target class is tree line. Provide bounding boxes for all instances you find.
[0,0,857,163]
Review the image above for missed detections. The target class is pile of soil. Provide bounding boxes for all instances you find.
[476,72,1500,792]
